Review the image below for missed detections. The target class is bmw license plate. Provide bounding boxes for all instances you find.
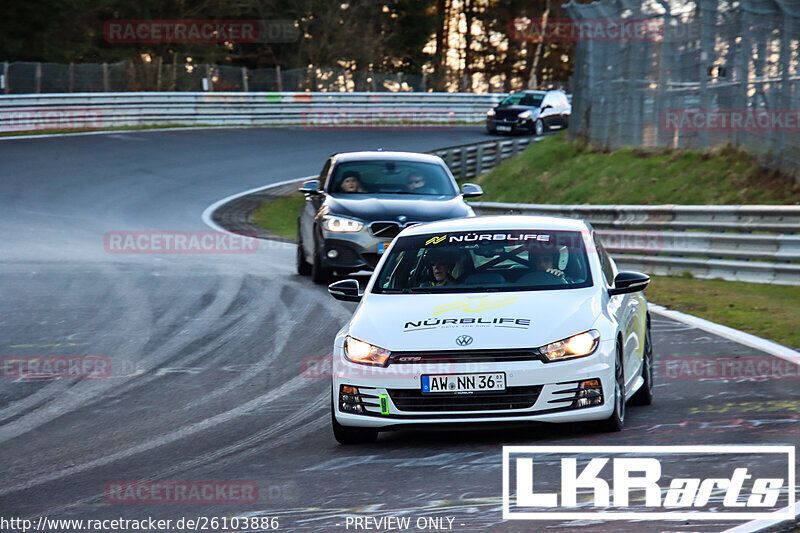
[378,242,388,254]
[422,373,506,393]
[497,125,512,132]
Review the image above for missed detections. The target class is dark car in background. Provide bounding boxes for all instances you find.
[296,151,483,284]
[486,89,571,136]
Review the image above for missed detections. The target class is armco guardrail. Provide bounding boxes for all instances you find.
[0,91,503,133]
[468,201,800,285]
[431,137,535,181]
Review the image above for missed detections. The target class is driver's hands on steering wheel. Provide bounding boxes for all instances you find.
[546,268,565,278]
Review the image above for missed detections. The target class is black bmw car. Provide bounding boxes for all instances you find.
[296,151,483,284]
[486,89,571,136]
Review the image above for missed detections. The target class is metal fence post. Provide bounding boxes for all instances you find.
[68,62,74,92]
[460,146,468,180]
[2,61,8,94]
[275,65,282,92]
[475,144,484,176]
[35,62,42,93]
[242,66,249,92]
[102,62,109,91]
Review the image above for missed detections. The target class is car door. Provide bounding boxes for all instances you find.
[539,92,559,130]
[301,159,331,257]
[594,234,640,392]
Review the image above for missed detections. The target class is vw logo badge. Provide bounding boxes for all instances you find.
[398,215,408,223]
[455,335,473,347]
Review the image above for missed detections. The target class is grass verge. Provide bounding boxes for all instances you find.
[474,134,800,205]
[646,275,800,350]
[252,193,304,240]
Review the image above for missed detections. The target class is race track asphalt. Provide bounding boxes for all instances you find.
[0,127,797,532]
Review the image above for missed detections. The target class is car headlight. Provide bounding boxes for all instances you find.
[323,215,364,232]
[487,109,496,117]
[344,336,391,366]
[518,110,532,119]
[539,330,600,362]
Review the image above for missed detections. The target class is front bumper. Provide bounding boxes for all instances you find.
[487,117,533,134]
[332,340,616,429]
[318,232,389,272]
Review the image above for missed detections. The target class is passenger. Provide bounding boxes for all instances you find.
[407,172,426,192]
[339,171,365,193]
[532,251,565,278]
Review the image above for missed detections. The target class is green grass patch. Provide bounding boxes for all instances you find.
[252,193,304,240]
[474,134,800,205]
[646,276,800,350]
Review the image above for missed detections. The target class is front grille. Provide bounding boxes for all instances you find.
[370,222,403,238]
[388,385,543,412]
[494,109,522,120]
[389,349,542,365]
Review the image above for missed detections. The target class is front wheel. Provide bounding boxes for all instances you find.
[331,399,378,445]
[534,118,545,137]
[630,318,654,406]
[597,341,625,432]
[296,232,311,276]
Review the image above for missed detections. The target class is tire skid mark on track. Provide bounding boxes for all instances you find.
[0,372,322,498]
[21,392,330,521]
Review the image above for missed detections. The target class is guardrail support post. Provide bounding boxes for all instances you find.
[460,147,468,180]
[102,62,109,91]
[2,61,8,94]
[242,66,249,92]
[68,62,74,92]
[205,64,213,92]
[35,62,42,93]
[475,144,484,176]
[276,65,282,92]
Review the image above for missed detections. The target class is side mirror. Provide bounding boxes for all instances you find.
[541,104,552,110]
[608,271,650,296]
[299,179,321,195]
[328,279,361,302]
[461,183,484,198]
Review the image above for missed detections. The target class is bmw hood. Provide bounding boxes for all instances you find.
[325,194,473,223]
[347,289,602,352]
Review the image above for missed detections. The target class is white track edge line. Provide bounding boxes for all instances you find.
[200,175,314,235]
[721,500,799,533]
[648,303,800,366]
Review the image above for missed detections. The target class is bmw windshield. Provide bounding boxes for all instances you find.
[329,160,457,196]
[373,230,593,293]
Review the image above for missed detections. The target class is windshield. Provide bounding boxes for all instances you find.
[373,230,593,294]
[329,160,457,196]
[500,93,543,107]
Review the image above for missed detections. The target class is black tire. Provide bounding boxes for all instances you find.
[534,118,545,136]
[331,396,378,445]
[597,341,625,432]
[296,232,311,276]
[630,317,654,406]
[311,250,332,285]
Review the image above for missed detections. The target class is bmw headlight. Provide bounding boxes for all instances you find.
[323,215,364,232]
[518,110,533,119]
[344,336,391,366]
[487,108,496,117]
[539,330,600,362]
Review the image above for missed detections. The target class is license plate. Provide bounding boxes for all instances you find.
[497,125,512,132]
[422,373,506,393]
[378,242,388,254]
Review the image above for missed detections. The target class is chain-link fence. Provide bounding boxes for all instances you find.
[565,0,800,181]
[0,60,430,93]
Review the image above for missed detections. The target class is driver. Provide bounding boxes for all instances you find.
[407,172,426,192]
[425,251,458,287]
